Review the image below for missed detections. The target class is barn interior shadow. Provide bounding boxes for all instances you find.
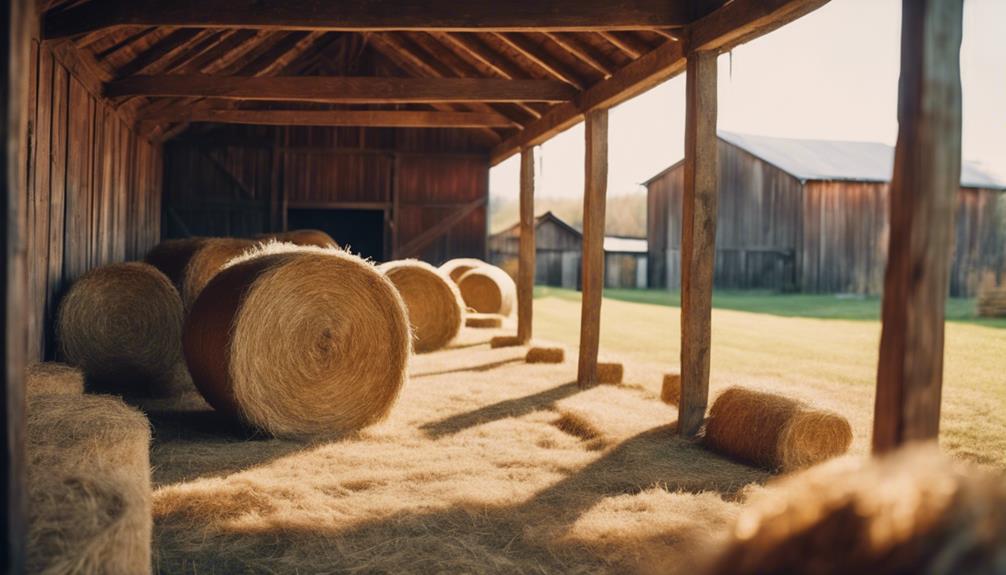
[410,356,525,379]
[420,381,583,438]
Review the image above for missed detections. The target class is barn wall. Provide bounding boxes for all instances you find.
[646,141,803,291]
[23,40,162,361]
[163,125,488,263]
[488,218,582,289]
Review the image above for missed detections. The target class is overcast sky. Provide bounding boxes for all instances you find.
[490,0,1006,200]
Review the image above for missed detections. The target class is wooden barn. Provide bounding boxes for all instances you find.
[0,0,990,571]
[646,131,1006,296]
[489,211,648,289]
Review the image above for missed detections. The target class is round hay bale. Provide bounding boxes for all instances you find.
[439,258,486,284]
[597,362,624,384]
[25,362,84,396]
[256,229,337,249]
[465,313,503,329]
[27,394,151,575]
[526,346,564,363]
[57,262,183,395]
[144,237,206,290]
[704,445,1006,575]
[661,372,681,406]
[489,335,523,349]
[457,265,517,315]
[181,237,258,308]
[378,259,464,353]
[183,246,411,437]
[704,386,852,472]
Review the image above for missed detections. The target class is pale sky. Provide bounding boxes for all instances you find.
[490,0,1006,200]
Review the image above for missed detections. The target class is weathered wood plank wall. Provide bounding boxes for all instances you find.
[647,140,1004,296]
[24,40,162,361]
[163,124,488,264]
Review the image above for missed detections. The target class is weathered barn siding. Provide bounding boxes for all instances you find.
[648,139,1005,296]
[24,40,162,361]
[489,214,581,289]
[163,125,488,263]
[647,141,802,291]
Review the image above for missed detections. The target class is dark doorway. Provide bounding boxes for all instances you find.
[287,208,386,260]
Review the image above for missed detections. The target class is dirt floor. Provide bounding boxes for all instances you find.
[141,319,768,574]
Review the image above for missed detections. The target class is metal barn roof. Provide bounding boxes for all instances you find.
[644,132,1006,190]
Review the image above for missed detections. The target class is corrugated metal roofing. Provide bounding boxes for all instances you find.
[603,236,648,253]
[717,131,1006,189]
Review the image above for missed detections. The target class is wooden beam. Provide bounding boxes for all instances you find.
[106,75,577,103]
[543,32,614,77]
[491,39,685,164]
[576,109,608,388]
[517,147,536,344]
[44,0,692,39]
[492,33,585,89]
[678,50,717,438]
[596,31,648,59]
[873,0,962,454]
[689,0,830,52]
[2,0,30,571]
[139,108,517,128]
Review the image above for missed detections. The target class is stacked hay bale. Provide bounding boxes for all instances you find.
[457,264,517,316]
[184,243,410,437]
[181,237,258,308]
[704,387,852,472]
[25,362,85,396]
[378,259,464,353]
[256,229,337,249]
[439,258,486,284]
[977,275,1006,318]
[56,262,184,396]
[144,237,206,291]
[27,392,152,574]
[704,445,1006,575]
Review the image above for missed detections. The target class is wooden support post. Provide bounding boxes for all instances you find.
[577,109,608,388]
[678,50,718,438]
[517,147,535,344]
[873,0,962,454]
[2,0,31,571]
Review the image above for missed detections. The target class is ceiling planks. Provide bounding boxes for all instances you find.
[139,109,517,128]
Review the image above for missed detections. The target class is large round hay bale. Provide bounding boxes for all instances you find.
[57,262,183,395]
[184,246,411,437]
[144,237,206,290]
[439,258,486,284]
[256,229,337,249]
[378,259,463,353]
[457,264,517,315]
[25,362,84,396]
[704,445,1006,575]
[27,393,152,575]
[704,387,852,472]
[181,238,258,307]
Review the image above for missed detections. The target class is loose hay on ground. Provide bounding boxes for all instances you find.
[438,257,486,284]
[554,386,677,447]
[379,259,464,353]
[490,335,523,348]
[144,237,206,290]
[704,444,1006,575]
[25,362,84,396]
[182,237,258,307]
[184,244,411,437]
[597,362,624,384]
[57,262,183,396]
[527,346,565,363]
[27,394,152,575]
[457,264,517,315]
[466,313,504,328]
[704,386,853,472]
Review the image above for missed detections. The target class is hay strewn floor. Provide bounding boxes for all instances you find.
[143,322,766,574]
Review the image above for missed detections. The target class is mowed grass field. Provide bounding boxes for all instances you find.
[533,287,1006,468]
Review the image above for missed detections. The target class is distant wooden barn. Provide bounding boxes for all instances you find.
[646,132,1006,296]
[490,211,647,289]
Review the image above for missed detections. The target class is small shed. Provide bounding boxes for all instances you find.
[645,131,1006,296]
[489,211,647,289]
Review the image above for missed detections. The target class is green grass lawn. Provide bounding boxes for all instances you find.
[534,286,1006,328]
[531,286,1006,468]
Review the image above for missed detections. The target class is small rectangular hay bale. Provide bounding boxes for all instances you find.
[704,386,853,472]
[25,362,85,396]
[490,335,523,349]
[465,313,503,328]
[661,373,681,406]
[526,346,565,364]
[597,362,624,384]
